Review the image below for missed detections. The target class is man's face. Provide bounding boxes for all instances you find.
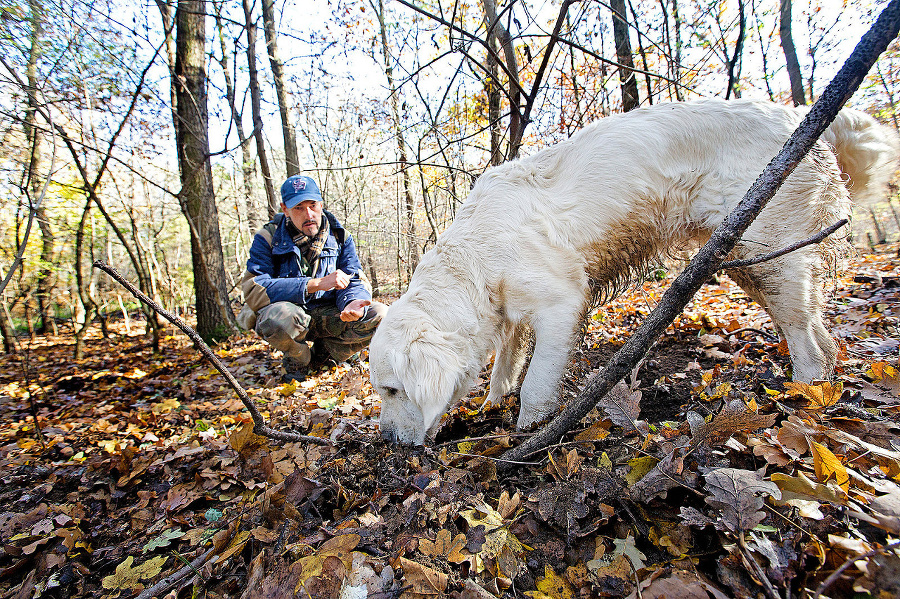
[283,200,324,237]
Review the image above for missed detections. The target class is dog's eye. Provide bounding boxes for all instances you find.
[383,387,398,397]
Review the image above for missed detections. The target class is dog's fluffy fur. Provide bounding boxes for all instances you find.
[369,99,899,445]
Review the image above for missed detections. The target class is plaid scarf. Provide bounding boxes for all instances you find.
[287,214,330,277]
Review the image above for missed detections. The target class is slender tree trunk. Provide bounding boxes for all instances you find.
[26,0,55,335]
[243,0,278,218]
[0,300,15,353]
[611,0,639,112]
[870,207,887,244]
[780,0,806,106]
[72,195,95,359]
[888,197,900,232]
[261,0,300,177]
[155,0,179,137]
[213,1,260,234]
[174,0,237,343]
[485,36,502,166]
[725,0,745,99]
[375,0,418,281]
[481,0,523,158]
[671,0,683,101]
[628,0,654,105]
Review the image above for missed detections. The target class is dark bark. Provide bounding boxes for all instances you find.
[780,0,807,106]
[174,0,237,343]
[481,0,523,159]
[500,0,900,469]
[725,0,746,99]
[611,0,639,112]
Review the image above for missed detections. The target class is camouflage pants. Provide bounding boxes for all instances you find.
[255,301,387,365]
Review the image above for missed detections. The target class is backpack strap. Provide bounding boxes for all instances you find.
[261,213,286,247]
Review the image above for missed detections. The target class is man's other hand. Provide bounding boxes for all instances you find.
[340,299,371,322]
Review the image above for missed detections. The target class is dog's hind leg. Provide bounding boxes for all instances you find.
[517,303,582,430]
[485,321,530,408]
[727,252,835,382]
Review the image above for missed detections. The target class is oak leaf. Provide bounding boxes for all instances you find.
[101,555,167,591]
[703,468,780,533]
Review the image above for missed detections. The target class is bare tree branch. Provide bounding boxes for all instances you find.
[93,261,330,446]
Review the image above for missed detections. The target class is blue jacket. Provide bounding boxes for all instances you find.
[242,211,370,313]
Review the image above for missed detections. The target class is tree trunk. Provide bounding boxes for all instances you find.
[243,0,279,219]
[155,0,179,137]
[26,0,55,335]
[671,0,683,101]
[213,1,260,234]
[261,0,300,177]
[481,0,523,159]
[779,0,807,106]
[611,0,639,112]
[375,0,418,282]
[73,195,95,360]
[725,0,745,99]
[870,207,887,244]
[174,0,237,343]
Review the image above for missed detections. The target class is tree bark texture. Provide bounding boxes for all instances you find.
[26,0,55,335]
[611,0,639,112]
[261,0,300,178]
[213,1,260,234]
[481,0,522,160]
[243,0,278,219]
[725,0,745,99]
[780,0,807,106]
[500,0,900,469]
[174,0,237,343]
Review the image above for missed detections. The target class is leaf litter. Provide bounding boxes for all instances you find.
[0,246,899,598]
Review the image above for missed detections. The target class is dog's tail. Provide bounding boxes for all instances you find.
[822,109,900,205]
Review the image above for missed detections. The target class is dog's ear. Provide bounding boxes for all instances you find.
[401,324,472,430]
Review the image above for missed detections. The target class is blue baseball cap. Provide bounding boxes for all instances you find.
[280,175,323,208]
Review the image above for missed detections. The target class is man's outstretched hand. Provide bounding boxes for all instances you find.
[341,299,371,322]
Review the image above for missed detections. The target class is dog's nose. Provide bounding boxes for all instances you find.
[380,425,396,443]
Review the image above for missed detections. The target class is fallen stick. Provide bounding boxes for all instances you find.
[94,260,330,445]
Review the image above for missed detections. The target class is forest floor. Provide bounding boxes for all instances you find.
[1,245,899,599]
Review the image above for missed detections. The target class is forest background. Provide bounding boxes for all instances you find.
[3,0,900,350]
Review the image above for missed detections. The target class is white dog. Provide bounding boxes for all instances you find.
[369,99,899,445]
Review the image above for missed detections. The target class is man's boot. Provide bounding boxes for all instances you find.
[282,343,311,382]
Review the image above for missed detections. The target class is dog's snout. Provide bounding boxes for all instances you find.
[380,424,397,443]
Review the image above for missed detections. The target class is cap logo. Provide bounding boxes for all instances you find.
[292,178,307,192]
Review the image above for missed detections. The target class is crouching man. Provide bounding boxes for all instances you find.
[241,174,387,381]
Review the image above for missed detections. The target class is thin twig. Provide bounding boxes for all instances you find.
[449,451,542,466]
[435,432,535,448]
[738,532,781,599]
[93,261,330,445]
[813,539,900,599]
[720,219,848,270]
[728,327,779,341]
[134,547,215,599]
